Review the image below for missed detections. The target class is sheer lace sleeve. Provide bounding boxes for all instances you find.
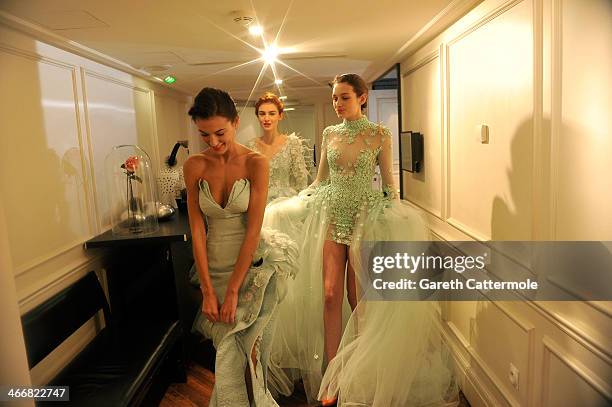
[288,135,309,190]
[378,126,399,200]
[312,126,331,187]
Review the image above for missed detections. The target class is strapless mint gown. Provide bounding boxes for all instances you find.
[192,178,298,407]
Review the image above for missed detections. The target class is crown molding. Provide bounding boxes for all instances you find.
[0,10,191,96]
[367,0,483,82]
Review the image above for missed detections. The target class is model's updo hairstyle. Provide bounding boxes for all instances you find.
[331,73,368,111]
[188,87,238,122]
[255,92,284,116]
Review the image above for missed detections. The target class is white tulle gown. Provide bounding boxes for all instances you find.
[264,116,458,406]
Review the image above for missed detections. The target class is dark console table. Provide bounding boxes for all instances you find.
[84,212,199,362]
[80,212,203,404]
[85,212,217,377]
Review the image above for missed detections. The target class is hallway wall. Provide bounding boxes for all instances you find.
[0,21,193,384]
[400,0,611,405]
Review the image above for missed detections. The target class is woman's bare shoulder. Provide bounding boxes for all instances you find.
[183,153,208,174]
[246,150,268,172]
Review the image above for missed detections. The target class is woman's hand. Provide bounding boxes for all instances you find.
[220,289,239,324]
[202,291,220,323]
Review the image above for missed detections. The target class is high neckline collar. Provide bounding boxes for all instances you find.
[342,115,368,126]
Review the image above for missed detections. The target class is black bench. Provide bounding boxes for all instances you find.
[21,271,184,406]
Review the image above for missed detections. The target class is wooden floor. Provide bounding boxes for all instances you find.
[160,362,471,406]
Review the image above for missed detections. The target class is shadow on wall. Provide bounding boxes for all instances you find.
[467,116,536,406]
[471,116,612,406]
[0,37,76,273]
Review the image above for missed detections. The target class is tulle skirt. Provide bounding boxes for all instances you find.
[264,187,458,406]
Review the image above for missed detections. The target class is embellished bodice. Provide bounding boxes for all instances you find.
[317,116,396,244]
[247,133,309,202]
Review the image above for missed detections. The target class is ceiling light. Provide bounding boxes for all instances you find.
[284,107,295,111]
[163,75,176,84]
[279,96,287,100]
[274,79,283,85]
[261,45,279,64]
[248,24,263,36]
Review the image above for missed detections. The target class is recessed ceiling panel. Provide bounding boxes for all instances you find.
[29,10,109,30]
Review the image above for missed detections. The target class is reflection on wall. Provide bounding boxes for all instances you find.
[0,34,87,274]
[0,25,191,302]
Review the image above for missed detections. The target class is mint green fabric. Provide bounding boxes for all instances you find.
[247,133,310,203]
[192,179,298,407]
[263,117,458,406]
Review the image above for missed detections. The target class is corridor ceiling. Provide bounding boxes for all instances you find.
[0,0,454,103]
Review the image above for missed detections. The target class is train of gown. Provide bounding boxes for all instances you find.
[264,186,459,406]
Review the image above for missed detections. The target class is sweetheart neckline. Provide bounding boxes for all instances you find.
[199,178,249,210]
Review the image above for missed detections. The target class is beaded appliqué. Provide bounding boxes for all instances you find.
[247,134,310,202]
[338,116,371,144]
[319,117,394,245]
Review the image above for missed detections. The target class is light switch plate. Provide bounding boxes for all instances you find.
[509,363,519,390]
[480,124,489,144]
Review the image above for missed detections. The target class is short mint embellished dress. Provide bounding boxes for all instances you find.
[191,178,299,407]
[264,116,458,406]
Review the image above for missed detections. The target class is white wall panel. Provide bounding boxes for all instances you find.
[0,47,91,273]
[0,20,192,384]
[555,0,612,240]
[236,110,259,145]
[403,55,443,216]
[542,338,612,406]
[400,0,612,405]
[154,94,190,166]
[472,301,534,405]
[82,70,154,229]
[448,0,533,241]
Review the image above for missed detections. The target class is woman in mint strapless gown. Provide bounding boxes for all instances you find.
[264,74,458,406]
[184,87,298,407]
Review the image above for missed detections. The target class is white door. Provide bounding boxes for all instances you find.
[368,89,399,188]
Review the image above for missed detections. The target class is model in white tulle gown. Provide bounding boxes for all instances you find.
[264,113,458,406]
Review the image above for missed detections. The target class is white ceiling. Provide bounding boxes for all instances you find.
[0,0,454,104]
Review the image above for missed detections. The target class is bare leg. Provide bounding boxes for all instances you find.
[346,250,357,311]
[245,339,259,403]
[323,240,348,365]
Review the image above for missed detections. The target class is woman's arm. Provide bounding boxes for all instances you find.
[378,127,400,200]
[289,136,309,190]
[219,154,270,324]
[183,156,219,322]
[310,127,330,188]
